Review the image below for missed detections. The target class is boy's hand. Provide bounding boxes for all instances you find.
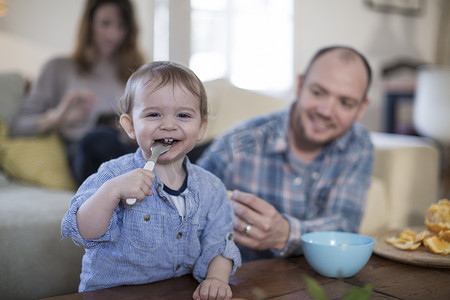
[108,168,155,203]
[192,277,232,300]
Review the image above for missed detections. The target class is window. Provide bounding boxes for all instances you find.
[191,0,293,93]
[154,0,293,94]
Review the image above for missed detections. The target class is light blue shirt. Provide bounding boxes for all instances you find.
[197,108,374,261]
[61,149,241,292]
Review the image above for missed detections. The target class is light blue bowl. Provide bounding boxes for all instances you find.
[301,231,374,278]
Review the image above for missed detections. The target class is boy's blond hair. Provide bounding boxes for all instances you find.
[118,61,208,121]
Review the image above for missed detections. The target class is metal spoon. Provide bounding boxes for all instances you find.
[126,143,172,205]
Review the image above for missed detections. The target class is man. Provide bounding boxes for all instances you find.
[197,45,373,261]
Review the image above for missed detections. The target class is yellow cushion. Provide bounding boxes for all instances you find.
[0,121,77,190]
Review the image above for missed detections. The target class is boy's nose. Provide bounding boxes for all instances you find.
[160,116,177,130]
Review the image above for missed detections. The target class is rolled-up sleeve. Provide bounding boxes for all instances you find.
[61,167,123,249]
[61,195,121,249]
[192,181,241,281]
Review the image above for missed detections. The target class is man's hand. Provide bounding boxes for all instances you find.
[229,190,290,251]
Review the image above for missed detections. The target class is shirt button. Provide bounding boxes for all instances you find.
[157,184,162,191]
[144,215,150,221]
[293,177,302,185]
[312,172,319,180]
[176,265,181,271]
[176,232,182,239]
[162,196,168,201]
[228,234,233,240]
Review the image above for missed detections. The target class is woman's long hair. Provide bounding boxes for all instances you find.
[72,0,145,83]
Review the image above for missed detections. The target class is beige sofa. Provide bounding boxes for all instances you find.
[0,75,440,299]
[0,73,84,300]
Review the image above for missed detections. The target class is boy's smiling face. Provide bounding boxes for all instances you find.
[120,83,207,165]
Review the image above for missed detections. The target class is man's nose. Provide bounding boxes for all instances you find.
[316,97,335,117]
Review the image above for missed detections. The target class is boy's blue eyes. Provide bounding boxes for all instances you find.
[145,113,192,118]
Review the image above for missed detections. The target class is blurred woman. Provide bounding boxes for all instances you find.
[10,0,145,185]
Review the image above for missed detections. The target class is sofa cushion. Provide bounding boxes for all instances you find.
[360,176,388,235]
[0,72,27,126]
[0,183,83,299]
[202,79,288,142]
[0,171,10,188]
[0,121,77,190]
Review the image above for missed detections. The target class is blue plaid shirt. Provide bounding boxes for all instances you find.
[61,149,241,291]
[197,109,374,261]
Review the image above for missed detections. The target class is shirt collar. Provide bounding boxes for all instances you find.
[265,110,290,155]
[332,125,355,152]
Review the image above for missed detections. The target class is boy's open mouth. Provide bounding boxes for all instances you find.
[155,138,178,145]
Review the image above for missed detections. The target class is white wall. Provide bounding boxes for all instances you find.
[0,0,153,79]
[0,0,443,131]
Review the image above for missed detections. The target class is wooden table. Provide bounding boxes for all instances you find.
[42,255,450,300]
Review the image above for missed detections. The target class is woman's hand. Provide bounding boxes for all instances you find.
[42,89,97,132]
[57,89,97,126]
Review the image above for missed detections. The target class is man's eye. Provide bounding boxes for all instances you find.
[311,89,322,97]
[146,113,160,117]
[341,100,357,109]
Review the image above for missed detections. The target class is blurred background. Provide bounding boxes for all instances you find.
[0,0,449,133]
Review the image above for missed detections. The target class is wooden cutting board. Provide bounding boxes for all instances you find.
[372,226,450,268]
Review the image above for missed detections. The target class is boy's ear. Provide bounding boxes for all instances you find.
[119,114,136,140]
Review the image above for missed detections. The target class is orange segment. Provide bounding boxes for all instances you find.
[385,228,428,248]
[438,230,450,243]
[385,229,426,250]
[387,239,422,250]
[423,236,450,255]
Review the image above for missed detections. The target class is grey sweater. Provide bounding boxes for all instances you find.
[10,57,125,143]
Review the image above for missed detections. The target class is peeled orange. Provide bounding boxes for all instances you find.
[385,199,450,255]
[425,199,450,234]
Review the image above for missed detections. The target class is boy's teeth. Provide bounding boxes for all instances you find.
[164,139,174,144]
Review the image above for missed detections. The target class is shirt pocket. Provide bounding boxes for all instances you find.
[181,211,203,265]
[184,222,202,265]
[124,208,164,251]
